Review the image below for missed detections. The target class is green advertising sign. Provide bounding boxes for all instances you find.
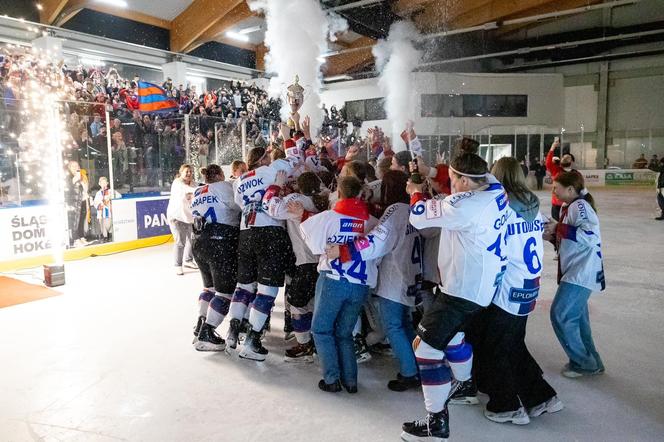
[605,170,657,185]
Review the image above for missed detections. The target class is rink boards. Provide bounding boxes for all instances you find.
[0,195,172,272]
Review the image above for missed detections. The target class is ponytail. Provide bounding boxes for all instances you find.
[297,171,329,212]
[554,171,597,212]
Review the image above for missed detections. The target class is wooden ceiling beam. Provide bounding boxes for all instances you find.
[171,0,247,53]
[182,2,254,53]
[413,0,570,33]
[49,0,171,29]
[393,0,436,17]
[323,36,376,77]
[39,0,75,25]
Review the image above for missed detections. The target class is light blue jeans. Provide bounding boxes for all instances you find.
[550,282,604,372]
[312,272,369,387]
[378,297,417,377]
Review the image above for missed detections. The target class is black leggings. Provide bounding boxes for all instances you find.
[466,304,556,412]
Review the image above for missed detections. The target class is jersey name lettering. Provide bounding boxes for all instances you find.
[237,178,264,193]
[191,195,219,208]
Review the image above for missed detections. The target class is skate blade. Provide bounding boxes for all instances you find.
[448,396,479,405]
[400,431,447,442]
[484,414,530,425]
[238,349,266,362]
[194,341,226,352]
[284,355,314,363]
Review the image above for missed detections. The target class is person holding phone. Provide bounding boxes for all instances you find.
[544,172,606,378]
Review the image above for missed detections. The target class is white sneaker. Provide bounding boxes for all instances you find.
[484,407,530,425]
[184,261,198,269]
[527,396,564,417]
[175,266,184,275]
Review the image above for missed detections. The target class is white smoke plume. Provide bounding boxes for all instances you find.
[250,0,347,134]
[372,21,422,139]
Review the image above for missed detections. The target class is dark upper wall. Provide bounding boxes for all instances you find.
[62,9,170,50]
[188,42,256,70]
[0,1,40,22]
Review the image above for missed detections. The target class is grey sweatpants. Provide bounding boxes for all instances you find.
[169,220,193,266]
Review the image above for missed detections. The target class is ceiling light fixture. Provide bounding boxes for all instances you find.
[226,31,250,42]
[96,0,128,8]
[238,25,263,35]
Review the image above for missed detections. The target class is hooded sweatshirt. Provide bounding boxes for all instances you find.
[492,190,545,316]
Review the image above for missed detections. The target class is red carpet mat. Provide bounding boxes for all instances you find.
[0,276,62,308]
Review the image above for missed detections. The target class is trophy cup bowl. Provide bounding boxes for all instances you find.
[286,75,305,129]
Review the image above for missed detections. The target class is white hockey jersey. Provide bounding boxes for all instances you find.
[301,198,379,287]
[191,181,241,227]
[265,190,319,266]
[343,203,423,306]
[557,198,606,292]
[420,227,441,284]
[493,209,545,316]
[233,158,297,230]
[409,179,511,307]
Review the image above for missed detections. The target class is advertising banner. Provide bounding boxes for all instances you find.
[136,198,170,239]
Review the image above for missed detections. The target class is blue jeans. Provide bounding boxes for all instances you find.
[312,272,369,387]
[550,282,604,372]
[378,297,417,377]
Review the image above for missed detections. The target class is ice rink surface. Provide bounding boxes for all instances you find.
[1,188,663,442]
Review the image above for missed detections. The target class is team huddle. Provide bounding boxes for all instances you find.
[172,120,606,442]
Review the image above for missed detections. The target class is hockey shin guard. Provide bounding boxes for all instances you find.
[446,332,473,382]
[198,289,215,318]
[291,302,313,344]
[206,292,233,328]
[414,336,451,413]
[249,284,279,332]
[228,283,256,321]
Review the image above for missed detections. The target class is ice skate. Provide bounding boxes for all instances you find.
[193,315,205,337]
[239,329,268,361]
[284,340,315,363]
[401,408,449,442]
[238,318,251,343]
[192,315,205,343]
[370,341,393,356]
[284,309,294,341]
[354,335,372,364]
[194,323,226,352]
[448,379,479,405]
[527,396,564,417]
[226,318,241,350]
[484,407,530,425]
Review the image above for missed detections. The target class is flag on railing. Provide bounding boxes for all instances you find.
[137,81,178,113]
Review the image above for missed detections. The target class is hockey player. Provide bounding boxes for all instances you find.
[190,165,241,351]
[300,176,379,393]
[545,171,606,378]
[468,157,561,425]
[263,170,329,362]
[400,151,511,442]
[328,170,423,392]
[225,144,298,361]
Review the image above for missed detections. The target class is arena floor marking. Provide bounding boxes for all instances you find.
[0,276,62,308]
